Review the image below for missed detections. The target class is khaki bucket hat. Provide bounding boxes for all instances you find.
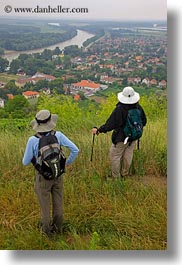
[31,110,58,133]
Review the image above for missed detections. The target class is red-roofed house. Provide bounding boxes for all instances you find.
[22,91,40,99]
[71,80,101,91]
[71,80,106,97]
[134,77,142,84]
[7,94,14,99]
[142,77,150,87]
[150,79,158,86]
[135,55,143,62]
[159,80,167,88]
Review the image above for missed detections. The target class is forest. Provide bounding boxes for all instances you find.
[0,23,77,51]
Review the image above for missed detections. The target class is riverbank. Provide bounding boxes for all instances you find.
[3,30,95,62]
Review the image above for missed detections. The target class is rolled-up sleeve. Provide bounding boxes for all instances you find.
[56,132,79,165]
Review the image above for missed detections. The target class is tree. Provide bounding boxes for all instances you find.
[0,57,9,73]
[23,57,40,75]
[62,55,71,68]
[18,53,30,66]
[5,95,30,118]
[122,76,127,86]
[53,47,61,55]
[41,49,53,61]
[49,78,64,94]
[5,80,19,95]
[64,45,82,57]
[78,91,86,100]
[9,59,21,74]
[33,79,49,91]
[0,108,9,118]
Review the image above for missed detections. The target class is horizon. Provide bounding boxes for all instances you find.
[0,16,167,24]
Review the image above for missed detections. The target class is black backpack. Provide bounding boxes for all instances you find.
[34,131,66,180]
[123,108,143,142]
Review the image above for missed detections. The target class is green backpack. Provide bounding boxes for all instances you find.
[123,108,143,142]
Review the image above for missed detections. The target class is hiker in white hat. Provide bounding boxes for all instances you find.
[23,110,79,237]
[92,87,147,179]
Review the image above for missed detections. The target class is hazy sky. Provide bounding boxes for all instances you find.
[0,0,167,21]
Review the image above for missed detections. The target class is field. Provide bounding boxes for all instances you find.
[0,73,19,82]
[0,93,167,250]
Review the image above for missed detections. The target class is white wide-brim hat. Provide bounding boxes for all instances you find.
[31,110,58,133]
[117,86,140,104]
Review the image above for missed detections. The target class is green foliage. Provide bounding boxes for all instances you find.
[28,78,64,94]
[4,80,19,96]
[89,232,100,250]
[36,94,97,132]
[0,118,30,130]
[9,48,69,76]
[139,94,167,121]
[64,45,82,57]
[0,57,9,73]
[9,59,21,74]
[0,23,77,51]
[4,95,31,118]
[83,33,105,47]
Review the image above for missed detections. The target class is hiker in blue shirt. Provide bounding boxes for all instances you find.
[22,109,79,237]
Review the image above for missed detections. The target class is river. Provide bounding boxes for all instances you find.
[3,30,94,62]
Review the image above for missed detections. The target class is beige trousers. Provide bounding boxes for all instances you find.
[109,141,136,178]
[34,173,63,235]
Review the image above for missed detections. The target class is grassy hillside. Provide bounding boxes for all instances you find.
[0,94,167,250]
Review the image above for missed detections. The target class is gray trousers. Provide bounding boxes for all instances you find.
[34,172,63,235]
[109,141,136,178]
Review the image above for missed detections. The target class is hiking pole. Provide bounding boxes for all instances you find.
[137,139,140,150]
[90,134,95,162]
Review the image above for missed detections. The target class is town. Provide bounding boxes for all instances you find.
[0,23,167,110]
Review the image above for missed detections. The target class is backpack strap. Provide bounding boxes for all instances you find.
[34,130,55,139]
[35,133,42,139]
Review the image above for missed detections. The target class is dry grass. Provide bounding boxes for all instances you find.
[0,123,167,250]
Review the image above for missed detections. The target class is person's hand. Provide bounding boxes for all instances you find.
[92,127,98,135]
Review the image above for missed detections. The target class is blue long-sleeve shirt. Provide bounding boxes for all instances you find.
[22,131,79,166]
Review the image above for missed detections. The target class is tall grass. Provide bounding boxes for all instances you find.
[0,94,167,250]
